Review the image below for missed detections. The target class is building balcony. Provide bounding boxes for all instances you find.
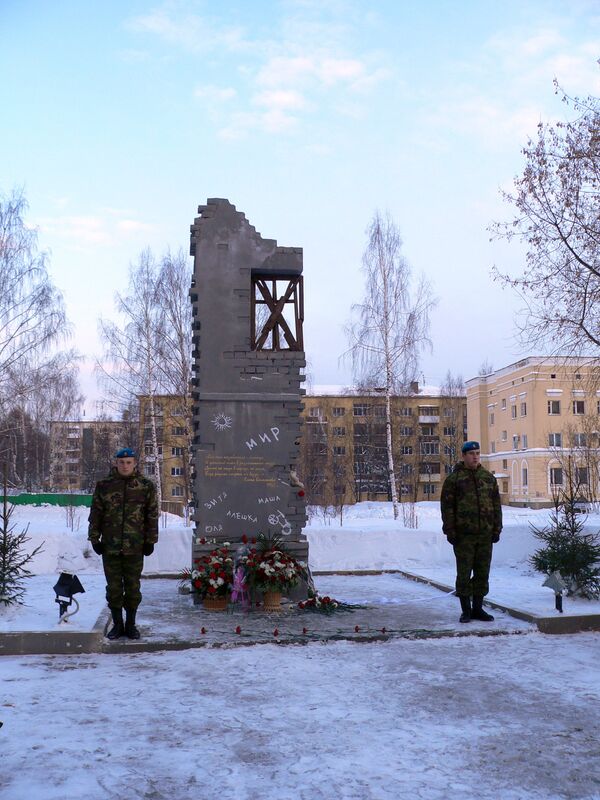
[418,473,441,482]
[419,415,439,424]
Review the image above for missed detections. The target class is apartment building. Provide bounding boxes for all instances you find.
[49,419,131,491]
[137,394,191,515]
[467,357,600,507]
[301,385,467,504]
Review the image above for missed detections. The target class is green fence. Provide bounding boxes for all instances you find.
[2,493,93,507]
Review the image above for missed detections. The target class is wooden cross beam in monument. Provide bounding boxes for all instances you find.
[251,274,304,352]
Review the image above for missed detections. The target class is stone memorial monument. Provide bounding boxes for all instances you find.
[189,199,308,578]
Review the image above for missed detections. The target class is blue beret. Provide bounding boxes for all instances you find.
[462,441,480,454]
[115,447,136,458]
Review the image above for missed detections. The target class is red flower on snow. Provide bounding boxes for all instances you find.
[235,626,241,635]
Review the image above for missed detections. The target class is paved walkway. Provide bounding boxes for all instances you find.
[4,570,599,656]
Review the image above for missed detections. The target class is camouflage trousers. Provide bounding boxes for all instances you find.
[453,533,493,597]
[102,553,144,611]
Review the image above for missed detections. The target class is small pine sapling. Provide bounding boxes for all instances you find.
[529,491,600,599]
[0,469,44,606]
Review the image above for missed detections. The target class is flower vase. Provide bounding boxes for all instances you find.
[262,590,282,611]
[202,594,229,611]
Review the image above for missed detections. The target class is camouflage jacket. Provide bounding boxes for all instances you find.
[440,462,502,540]
[88,468,159,555]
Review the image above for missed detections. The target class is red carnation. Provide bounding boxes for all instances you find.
[251,537,257,544]
[273,628,279,637]
[298,601,305,609]
[235,626,241,635]
[302,627,308,635]
[298,490,305,497]
[354,625,360,633]
[201,627,206,634]
[241,534,248,544]
[199,537,206,544]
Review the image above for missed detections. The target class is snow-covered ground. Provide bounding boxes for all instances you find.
[2,501,599,632]
[1,502,600,799]
[1,635,599,799]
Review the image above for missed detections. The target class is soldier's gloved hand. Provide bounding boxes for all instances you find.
[491,532,500,544]
[143,542,154,556]
[92,540,104,556]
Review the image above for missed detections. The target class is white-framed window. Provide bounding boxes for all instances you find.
[332,407,345,417]
[520,402,527,416]
[420,406,439,416]
[548,400,561,415]
[511,405,517,419]
[573,400,585,415]
[144,445,163,456]
[572,432,587,447]
[333,446,346,456]
[401,445,413,455]
[550,467,563,486]
[501,430,507,441]
[309,406,322,418]
[489,413,495,426]
[400,483,413,495]
[421,442,439,455]
[444,426,456,436]
[502,459,508,469]
[171,467,184,476]
[444,444,455,456]
[501,399,507,409]
[522,466,528,486]
[522,434,528,448]
[548,433,562,447]
[171,485,184,497]
[171,447,183,456]
[400,426,413,436]
[401,464,413,475]
[577,466,589,485]
[333,426,346,436]
[512,435,519,450]
[423,484,437,496]
[490,441,496,453]
[144,465,155,476]
[373,406,385,417]
[443,406,454,418]
[171,426,185,436]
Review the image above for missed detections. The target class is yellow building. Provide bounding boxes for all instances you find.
[467,357,600,507]
[137,394,191,516]
[301,384,466,504]
[49,419,131,492]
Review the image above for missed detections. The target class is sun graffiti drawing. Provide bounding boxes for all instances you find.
[212,413,233,431]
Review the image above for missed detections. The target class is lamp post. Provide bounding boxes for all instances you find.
[53,572,85,622]
[543,570,567,613]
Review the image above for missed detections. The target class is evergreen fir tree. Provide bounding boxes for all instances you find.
[529,494,600,600]
[0,470,44,606]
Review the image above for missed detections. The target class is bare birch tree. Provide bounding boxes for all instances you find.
[98,249,164,508]
[491,82,600,354]
[0,188,79,488]
[345,211,436,520]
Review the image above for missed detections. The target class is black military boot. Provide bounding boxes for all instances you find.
[106,607,124,640]
[458,596,471,623]
[125,608,141,640]
[472,596,494,621]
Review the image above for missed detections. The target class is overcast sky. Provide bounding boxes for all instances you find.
[1,1,599,415]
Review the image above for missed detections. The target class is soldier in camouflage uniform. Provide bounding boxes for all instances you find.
[88,447,159,640]
[440,441,502,623]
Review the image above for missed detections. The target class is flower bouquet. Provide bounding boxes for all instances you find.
[298,590,363,614]
[191,544,234,601]
[238,534,305,600]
